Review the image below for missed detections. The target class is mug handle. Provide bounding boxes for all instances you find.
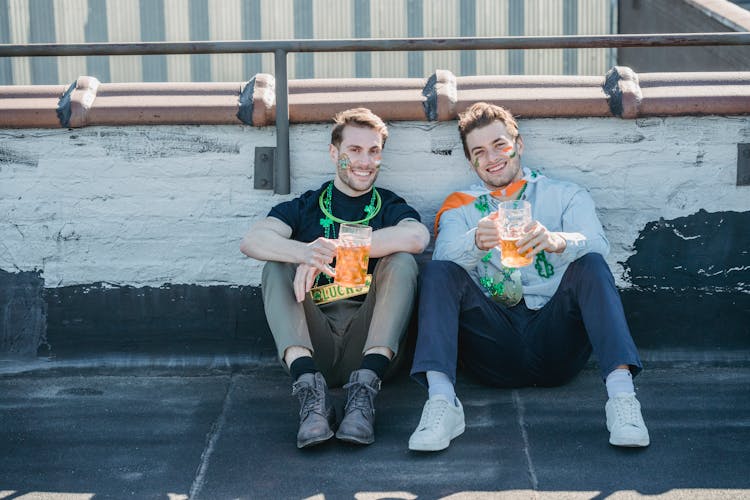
[322,263,336,278]
[320,238,340,278]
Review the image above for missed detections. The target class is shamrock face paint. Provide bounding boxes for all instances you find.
[337,153,351,170]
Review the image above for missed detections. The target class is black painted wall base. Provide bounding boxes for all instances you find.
[0,269,46,356]
[38,283,749,360]
[43,284,276,360]
[621,209,750,352]
[622,290,750,351]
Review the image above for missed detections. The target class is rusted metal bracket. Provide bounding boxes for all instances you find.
[254,147,275,190]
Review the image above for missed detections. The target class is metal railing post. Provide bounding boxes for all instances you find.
[274,48,290,195]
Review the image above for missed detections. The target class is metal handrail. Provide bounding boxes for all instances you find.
[2,33,750,56]
[3,33,749,194]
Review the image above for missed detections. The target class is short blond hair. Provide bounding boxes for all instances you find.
[331,108,388,149]
[458,102,519,159]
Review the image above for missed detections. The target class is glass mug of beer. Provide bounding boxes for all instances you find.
[497,200,534,268]
[324,223,372,287]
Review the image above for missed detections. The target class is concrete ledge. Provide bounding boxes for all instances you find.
[0,84,68,128]
[2,68,750,129]
[458,74,612,118]
[87,81,245,127]
[289,77,428,122]
[639,71,750,116]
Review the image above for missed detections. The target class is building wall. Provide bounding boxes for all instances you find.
[618,0,750,72]
[0,0,615,85]
[1,116,748,355]
[2,116,747,288]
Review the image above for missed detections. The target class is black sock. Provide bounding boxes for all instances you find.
[289,356,317,381]
[359,353,390,380]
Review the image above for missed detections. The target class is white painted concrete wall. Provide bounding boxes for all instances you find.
[1,116,748,288]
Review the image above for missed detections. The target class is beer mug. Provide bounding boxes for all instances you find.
[497,200,534,268]
[324,223,372,287]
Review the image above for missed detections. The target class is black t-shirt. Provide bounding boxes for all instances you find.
[269,181,421,282]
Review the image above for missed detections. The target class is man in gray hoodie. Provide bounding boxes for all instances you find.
[408,102,649,452]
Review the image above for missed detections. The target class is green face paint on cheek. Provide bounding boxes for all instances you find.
[337,153,350,170]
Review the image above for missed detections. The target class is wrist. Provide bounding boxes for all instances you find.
[474,229,483,250]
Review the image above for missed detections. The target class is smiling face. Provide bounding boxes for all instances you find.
[330,125,383,196]
[465,120,525,190]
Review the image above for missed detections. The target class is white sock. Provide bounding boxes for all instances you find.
[606,368,635,398]
[426,370,456,404]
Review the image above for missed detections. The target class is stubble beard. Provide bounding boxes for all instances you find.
[338,166,379,195]
[481,160,522,190]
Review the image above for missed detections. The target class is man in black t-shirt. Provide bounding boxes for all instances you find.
[241,108,429,448]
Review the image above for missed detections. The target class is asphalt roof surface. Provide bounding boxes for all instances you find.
[1,356,749,500]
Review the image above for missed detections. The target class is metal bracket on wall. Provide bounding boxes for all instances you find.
[738,144,750,186]
[254,147,276,190]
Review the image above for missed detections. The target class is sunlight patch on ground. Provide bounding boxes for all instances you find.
[0,492,94,500]
[304,491,750,500]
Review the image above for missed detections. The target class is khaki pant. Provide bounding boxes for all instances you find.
[262,252,418,387]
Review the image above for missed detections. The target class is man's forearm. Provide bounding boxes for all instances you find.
[240,229,306,264]
[433,228,485,271]
[369,222,429,258]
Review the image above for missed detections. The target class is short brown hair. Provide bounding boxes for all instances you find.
[458,102,519,159]
[331,108,389,149]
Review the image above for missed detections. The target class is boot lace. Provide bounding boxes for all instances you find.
[292,381,325,419]
[342,379,380,416]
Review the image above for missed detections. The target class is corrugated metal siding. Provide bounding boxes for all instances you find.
[525,0,564,75]
[0,0,614,84]
[53,0,85,84]
[9,0,31,84]
[108,0,142,83]
[370,0,408,78]
[476,0,509,75]
[423,0,460,76]
[578,0,616,74]
[165,0,192,82]
[314,0,354,78]
[209,0,243,82]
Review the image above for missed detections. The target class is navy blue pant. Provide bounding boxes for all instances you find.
[411,253,642,388]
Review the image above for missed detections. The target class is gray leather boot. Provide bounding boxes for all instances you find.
[335,369,381,445]
[292,372,335,448]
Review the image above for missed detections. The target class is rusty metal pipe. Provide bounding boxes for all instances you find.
[1,33,749,58]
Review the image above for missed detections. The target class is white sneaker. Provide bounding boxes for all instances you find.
[408,395,465,451]
[605,393,650,447]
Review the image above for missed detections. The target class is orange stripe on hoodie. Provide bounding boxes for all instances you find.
[433,192,477,236]
[433,179,527,237]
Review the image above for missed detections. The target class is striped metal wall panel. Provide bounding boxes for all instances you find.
[0,0,615,84]
[370,0,408,78]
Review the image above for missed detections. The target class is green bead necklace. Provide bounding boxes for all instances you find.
[314,181,381,286]
[318,181,381,237]
[475,181,555,299]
